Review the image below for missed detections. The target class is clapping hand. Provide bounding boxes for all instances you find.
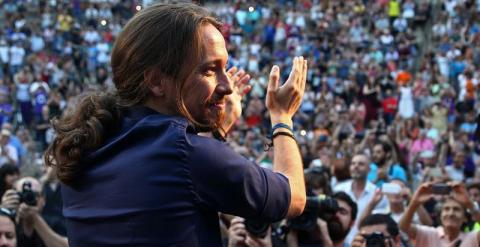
[266,57,307,125]
[221,67,251,133]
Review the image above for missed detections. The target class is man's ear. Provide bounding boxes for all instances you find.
[144,67,167,97]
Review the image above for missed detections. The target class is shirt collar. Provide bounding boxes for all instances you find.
[437,227,466,241]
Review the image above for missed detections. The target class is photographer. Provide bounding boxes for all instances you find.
[227,217,272,247]
[399,182,478,247]
[286,192,357,247]
[351,214,401,247]
[1,177,67,247]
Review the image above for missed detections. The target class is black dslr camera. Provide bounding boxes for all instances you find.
[244,218,270,238]
[287,195,339,231]
[18,182,37,206]
[363,232,388,247]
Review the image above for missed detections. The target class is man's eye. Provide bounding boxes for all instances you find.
[204,68,216,76]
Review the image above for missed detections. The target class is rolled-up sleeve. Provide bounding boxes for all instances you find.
[184,135,291,221]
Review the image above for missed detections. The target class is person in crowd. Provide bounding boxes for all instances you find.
[0,165,18,199]
[0,130,18,167]
[399,182,479,247]
[351,214,402,247]
[359,179,432,225]
[334,154,388,245]
[286,191,358,247]
[0,208,17,247]
[359,179,432,246]
[45,2,307,246]
[1,177,67,247]
[369,141,407,186]
[227,217,273,247]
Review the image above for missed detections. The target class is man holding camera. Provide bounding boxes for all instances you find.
[1,177,67,247]
[227,217,273,247]
[351,214,402,247]
[399,182,479,247]
[285,192,357,247]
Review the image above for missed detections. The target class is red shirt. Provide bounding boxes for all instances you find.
[382,97,398,114]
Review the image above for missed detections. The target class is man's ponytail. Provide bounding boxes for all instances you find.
[44,93,122,186]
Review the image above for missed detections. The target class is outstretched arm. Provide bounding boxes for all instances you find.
[266,57,308,217]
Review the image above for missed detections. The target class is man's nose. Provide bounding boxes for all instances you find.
[217,72,233,95]
[0,234,7,245]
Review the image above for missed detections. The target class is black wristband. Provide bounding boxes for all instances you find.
[264,131,296,151]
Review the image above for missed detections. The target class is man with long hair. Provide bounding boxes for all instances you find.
[45,2,308,246]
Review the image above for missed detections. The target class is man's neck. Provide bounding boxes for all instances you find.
[444,226,461,242]
[352,179,367,199]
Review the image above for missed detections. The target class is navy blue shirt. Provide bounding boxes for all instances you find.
[62,106,291,246]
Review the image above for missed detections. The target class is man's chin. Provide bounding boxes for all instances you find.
[194,112,225,133]
[327,220,349,243]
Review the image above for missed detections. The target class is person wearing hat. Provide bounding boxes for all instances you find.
[0,130,17,167]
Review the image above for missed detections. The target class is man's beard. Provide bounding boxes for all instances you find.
[327,218,349,243]
[193,107,225,133]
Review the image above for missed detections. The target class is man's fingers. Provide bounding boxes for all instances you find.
[300,59,308,92]
[285,57,299,88]
[295,56,304,87]
[238,73,250,86]
[227,66,238,77]
[4,190,16,196]
[267,65,280,92]
[241,85,252,96]
[234,69,246,79]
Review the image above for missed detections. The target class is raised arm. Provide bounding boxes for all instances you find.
[266,57,307,217]
[399,183,433,239]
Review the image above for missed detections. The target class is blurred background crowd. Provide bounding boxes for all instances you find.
[0,0,478,246]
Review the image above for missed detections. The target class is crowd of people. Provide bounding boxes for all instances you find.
[0,0,477,246]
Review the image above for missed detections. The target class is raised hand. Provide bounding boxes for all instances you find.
[1,190,19,210]
[449,182,474,209]
[371,188,384,206]
[411,183,434,206]
[266,57,307,125]
[221,67,251,133]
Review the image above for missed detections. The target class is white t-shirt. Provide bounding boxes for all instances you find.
[9,46,25,66]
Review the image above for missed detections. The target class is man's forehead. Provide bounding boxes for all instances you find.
[201,24,224,45]
[443,199,463,209]
[337,200,351,212]
[200,24,228,63]
[352,155,368,163]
